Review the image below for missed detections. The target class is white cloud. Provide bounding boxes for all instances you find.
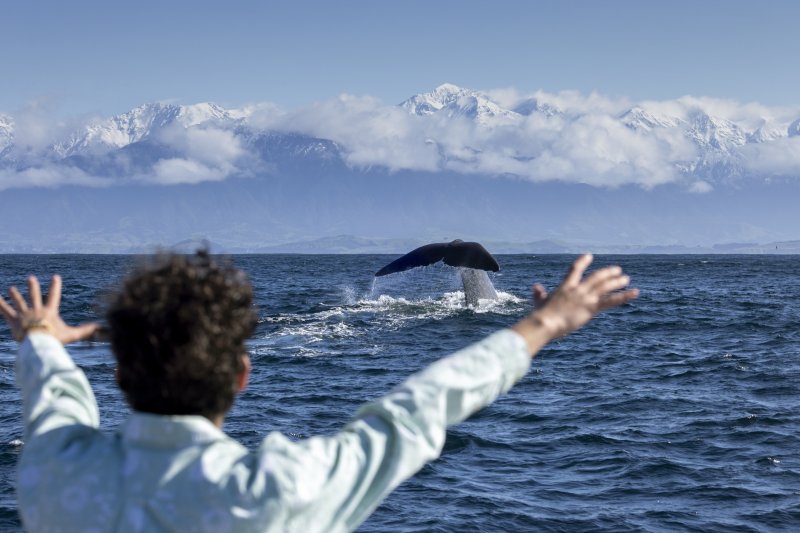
[128,124,246,185]
[241,102,288,129]
[270,92,698,188]
[144,158,230,185]
[737,136,800,176]
[268,94,442,172]
[688,180,713,193]
[3,87,800,191]
[7,97,83,154]
[158,124,243,167]
[0,122,248,189]
[0,165,110,191]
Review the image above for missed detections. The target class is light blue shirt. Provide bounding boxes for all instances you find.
[15,330,530,532]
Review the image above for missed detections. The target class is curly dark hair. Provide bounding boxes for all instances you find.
[106,250,257,419]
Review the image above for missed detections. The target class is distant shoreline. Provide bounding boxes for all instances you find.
[1,236,799,256]
[1,251,799,256]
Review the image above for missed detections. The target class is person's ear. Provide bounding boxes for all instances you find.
[237,354,251,393]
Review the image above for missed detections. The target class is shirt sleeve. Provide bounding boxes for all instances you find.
[258,328,531,532]
[15,332,100,443]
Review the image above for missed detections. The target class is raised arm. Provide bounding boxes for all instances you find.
[1,275,100,440]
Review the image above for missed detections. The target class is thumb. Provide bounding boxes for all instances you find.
[532,283,548,309]
[64,322,100,344]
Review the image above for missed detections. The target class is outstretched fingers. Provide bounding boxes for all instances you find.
[8,286,28,313]
[2,274,87,344]
[28,276,42,312]
[583,265,622,290]
[564,254,593,287]
[584,264,637,312]
[532,283,548,309]
[46,275,62,311]
[0,295,17,321]
[599,288,640,311]
[593,274,631,297]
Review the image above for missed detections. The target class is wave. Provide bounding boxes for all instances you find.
[254,289,524,356]
[352,290,523,315]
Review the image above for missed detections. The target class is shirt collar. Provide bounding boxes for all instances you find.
[121,411,228,448]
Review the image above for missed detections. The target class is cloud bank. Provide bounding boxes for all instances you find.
[2,85,800,192]
[140,124,246,185]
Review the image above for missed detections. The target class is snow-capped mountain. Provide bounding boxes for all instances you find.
[400,83,474,115]
[746,121,786,143]
[620,106,773,154]
[512,98,561,117]
[2,84,800,189]
[398,85,798,158]
[400,83,521,125]
[620,107,685,131]
[54,102,235,157]
[685,112,748,153]
[443,93,521,124]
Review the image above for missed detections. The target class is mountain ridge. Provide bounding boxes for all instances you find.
[3,83,799,184]
[1,85,799,252]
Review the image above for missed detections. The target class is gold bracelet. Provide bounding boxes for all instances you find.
[23,319,56,337]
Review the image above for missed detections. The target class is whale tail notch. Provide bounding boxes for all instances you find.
[375,239,499,277]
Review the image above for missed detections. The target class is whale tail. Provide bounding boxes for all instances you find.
[375,240,499,277]
[375,240,500,305]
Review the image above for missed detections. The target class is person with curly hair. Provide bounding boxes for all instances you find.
[1,251,637,532]
[106,251,257,422]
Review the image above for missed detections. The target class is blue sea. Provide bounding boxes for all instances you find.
[1,254,799,532]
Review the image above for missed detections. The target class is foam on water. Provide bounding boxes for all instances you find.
[256,289,524,356]
[355,289,522,314]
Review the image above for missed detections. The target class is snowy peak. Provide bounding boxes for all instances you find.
[621,106,787,148]
[621,107,684,131]
[400,85,799,163]
[400,83,475,115]
[746,121,786,143]
[686,111,747,152]
[175,102,232,126]
[401,83,521,125]
[56,103,178,156]
[55,102,236,157]
[441,94,521,124]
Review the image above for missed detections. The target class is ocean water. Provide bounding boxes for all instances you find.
[1,254,799,532]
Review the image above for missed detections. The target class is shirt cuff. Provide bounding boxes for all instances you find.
[16,332,76,387]
[489,329,532,392]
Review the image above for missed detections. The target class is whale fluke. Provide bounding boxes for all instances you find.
[375,240,501,306]
[375,240,500,277]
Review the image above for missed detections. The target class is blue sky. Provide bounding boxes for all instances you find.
[3,0,799,115]
[2,0,800,250]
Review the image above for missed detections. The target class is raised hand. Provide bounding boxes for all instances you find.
[0,275,98,345]
[513,254,639,354]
